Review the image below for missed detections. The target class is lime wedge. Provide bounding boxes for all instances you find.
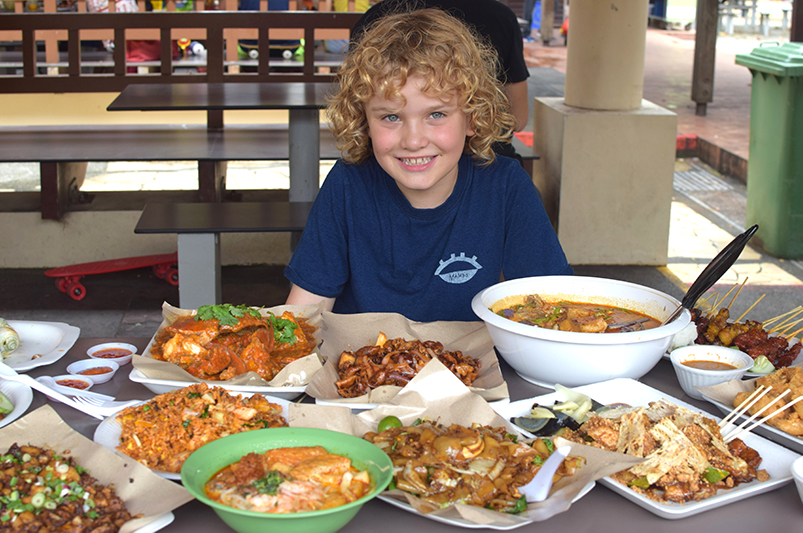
[0,391,13,414]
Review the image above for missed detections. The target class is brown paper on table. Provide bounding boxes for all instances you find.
[289,361,643,526]
[133,301,325,387]
[0,405,193,533]
[304,311,508,404]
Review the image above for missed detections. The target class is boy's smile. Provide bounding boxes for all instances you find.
[365,76,474,209]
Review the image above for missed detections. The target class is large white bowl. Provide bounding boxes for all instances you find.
[471,276,692,388]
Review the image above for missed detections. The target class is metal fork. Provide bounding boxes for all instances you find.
[72,396,144,417]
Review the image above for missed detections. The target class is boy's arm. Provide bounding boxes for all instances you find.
[505,80,529,132]
[286,284,336,311]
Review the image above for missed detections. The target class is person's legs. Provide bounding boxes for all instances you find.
[522,0,535,38]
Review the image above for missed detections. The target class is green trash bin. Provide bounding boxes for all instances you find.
[736,42,803,258]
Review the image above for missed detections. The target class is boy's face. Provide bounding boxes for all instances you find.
[365,76,474,209]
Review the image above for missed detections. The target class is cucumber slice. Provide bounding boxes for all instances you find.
[0,391,13,414]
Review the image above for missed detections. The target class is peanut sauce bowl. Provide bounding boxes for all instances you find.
[471,276,692,388]
[669,345,754,400]
[181,427,394,533]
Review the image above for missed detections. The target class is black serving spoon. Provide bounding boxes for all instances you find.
[661,224,759,326]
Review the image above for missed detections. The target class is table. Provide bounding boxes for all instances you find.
[107,82,337,205]
[18,338,803,533]
[134,201,313,309]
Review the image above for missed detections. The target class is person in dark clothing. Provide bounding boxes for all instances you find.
[350,0,529,163]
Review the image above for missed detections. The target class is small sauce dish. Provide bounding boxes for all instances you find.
[669,345,754,399]
[51,374,94,392]
[66,359,120,385]
[792,456,803,506]
[87,342,137,366]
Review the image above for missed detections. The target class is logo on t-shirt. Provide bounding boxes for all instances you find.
[434,253,482,284]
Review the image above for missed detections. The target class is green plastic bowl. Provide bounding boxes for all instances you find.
[181,427,394,533]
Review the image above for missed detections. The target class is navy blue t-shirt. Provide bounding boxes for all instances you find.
[285,154,572,322]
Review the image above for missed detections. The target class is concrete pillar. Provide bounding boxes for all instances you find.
[564,0,649,111]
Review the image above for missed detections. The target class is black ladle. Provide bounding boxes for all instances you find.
[661,224,759,326]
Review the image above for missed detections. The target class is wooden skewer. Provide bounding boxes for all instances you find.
[721,389,791,442]
[726,278,749,310]
[724,395,803,443]
[787,325,803,340]
[768,309,803,334]
[775,317,803,337]
[719,385,771,429]
[712,286,736,313]
[735,294,766,323]
[763,306,803,327]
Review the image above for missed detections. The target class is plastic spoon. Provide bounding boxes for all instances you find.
[518,445,571,503]
[661,224,759,326]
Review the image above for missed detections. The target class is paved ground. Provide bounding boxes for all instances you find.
[1,20,802,340]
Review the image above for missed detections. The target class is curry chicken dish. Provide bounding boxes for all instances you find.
[560,400,767,503]
[115,383,287,474]
[363,421,582,513]
[492,294,660,333]
[205,446,372,514]
[150,307,317,381]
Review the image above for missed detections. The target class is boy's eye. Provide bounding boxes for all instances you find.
[430,111,445,119]
[383,114,401,122]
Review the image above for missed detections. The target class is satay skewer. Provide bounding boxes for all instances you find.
[763,306,803,328]
[726,278,749,310]
[719,385,770,430]
[735,294,766,323]
[774,317,803,337]
[768,308,803,334]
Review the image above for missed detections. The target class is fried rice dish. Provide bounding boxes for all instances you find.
[115,383,287,473]
[0,443,136,532]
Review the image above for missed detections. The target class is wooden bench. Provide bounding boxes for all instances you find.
[0,124,341,219]
[134,201,313,308]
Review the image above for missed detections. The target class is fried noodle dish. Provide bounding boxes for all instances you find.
[560,400,768,503]
[115,383,287,473]
[205,446,372,514]
[336,333,481,398]
[150,304,317,381]
[0,443,137,531]
[692,307,801,368]
[363,421,582,513]
[734,367,803,437]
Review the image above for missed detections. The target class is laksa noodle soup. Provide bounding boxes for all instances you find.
[205,446,372,514]
[492,294,661,333]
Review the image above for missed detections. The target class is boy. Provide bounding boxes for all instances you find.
[284,8,572,322]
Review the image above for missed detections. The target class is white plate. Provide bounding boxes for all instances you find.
[133,512,175,533]
[494,378,799,519]
[94,393,291,480]
[702,392,803,455]
[128,367,306,400]
[3,320,80,372]
[376,481,596,530]
[0,380,34,429]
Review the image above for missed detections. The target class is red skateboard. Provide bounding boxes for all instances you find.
[44,252,179,301]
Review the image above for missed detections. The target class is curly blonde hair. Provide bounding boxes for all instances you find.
[327,8,516,165]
